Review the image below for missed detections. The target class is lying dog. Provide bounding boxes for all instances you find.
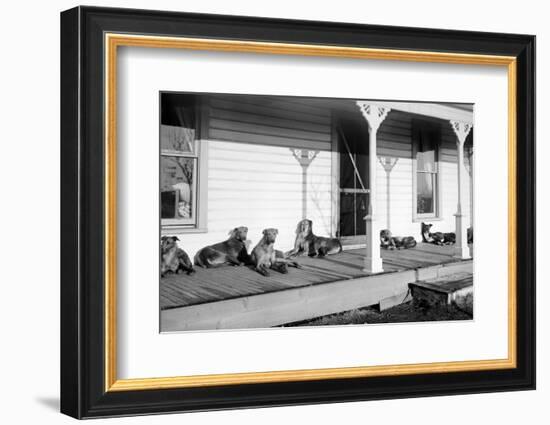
[251,228,300,276]
[421,222,456,246]
[285,219,342,258]
[160,236,195,276]
[194,226,252,268]
[380,229,417,250]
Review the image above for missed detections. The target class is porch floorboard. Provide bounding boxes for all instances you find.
[160,243,466,310]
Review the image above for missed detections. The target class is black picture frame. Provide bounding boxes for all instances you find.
[60,5,535,419]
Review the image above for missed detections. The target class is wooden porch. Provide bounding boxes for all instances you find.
[160,243,473,332]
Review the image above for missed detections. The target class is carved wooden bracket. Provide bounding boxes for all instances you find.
[379,156,398,173]
[450,120,473,146]
[356,102,391,132]
[290,149,319,167]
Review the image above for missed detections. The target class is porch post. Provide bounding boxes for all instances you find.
[290,149,319,220]
[356,102,390,273]
[450,120,473,259]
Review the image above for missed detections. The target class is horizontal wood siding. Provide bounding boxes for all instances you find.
[207,95,332,151]
[178,141,332,260]
[376,111,472,239]
[176,96,333,259]
[166,102,472,261]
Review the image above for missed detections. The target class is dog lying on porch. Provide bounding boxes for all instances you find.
[380,229,417,250]
[160,236,195,277]
[194,226,252,268]
[251,228,301,276]
[421,222,456,246]
[285,219,342,258]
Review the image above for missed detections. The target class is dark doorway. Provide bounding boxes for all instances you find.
[335,113,370,244]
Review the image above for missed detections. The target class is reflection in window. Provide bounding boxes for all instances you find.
[417,172,435,214]
[413,120,439,218]
[161,156,196,220]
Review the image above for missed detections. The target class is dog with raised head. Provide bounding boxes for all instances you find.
[421,222,456,246]
[251,228,301,276]
[194,226,252,268]
[160,236,195,277]
[285,219,342,258]
[380,229,417,250]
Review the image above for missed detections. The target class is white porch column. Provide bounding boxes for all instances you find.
[450,120,473,259]
[356,102,390,273]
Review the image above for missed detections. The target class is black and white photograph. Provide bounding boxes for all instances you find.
[159,92,474,332]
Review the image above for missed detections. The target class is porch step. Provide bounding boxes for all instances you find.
[409,273,473,313]
[376,261,472,311]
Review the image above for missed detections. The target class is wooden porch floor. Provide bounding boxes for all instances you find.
[161,243,469,310]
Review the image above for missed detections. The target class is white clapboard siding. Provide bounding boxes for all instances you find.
[174,96,333,259]
[180,139,333,259]
[375,111,472,240]
[171,103,472,260]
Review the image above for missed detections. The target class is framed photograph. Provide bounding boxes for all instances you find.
[60,6,535,419]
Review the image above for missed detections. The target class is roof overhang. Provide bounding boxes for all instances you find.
[370,101,473,125]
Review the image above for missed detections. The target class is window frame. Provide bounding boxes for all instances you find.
[160,152,198,227]
[160,95,209,233]
[412,119,441,221]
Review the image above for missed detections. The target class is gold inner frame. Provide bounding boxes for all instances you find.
[104,33,517,392]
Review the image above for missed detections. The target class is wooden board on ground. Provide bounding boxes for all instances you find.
[410,275,473,307]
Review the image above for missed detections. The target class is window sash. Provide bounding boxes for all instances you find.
[416,171,437,216]
[160,125,198,155]
[412,120,440,219]
[160,154,198,227]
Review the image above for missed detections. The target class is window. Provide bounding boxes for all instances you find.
[160,94,203,228]
[413,120,440,219]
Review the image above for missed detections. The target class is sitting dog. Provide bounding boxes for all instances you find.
[380,229,417,250]
[251,228,300,276]
[285,219,342,258]
[421,222,456,246]
[160,236,195,277]
[194,226,252,268]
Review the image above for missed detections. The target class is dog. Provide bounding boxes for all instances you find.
[285,219,342,258]
[420,222,456,246]
[194,226,252,268]
[160,236,195,276]
[380,229,417,250]
[251,228,301,276]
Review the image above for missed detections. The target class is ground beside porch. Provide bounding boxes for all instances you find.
[161,243,470,310]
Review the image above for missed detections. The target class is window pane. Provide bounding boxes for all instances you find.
[417,136,436,172]
[417,172,434,214]
[160,125,196,154]
[161,156,195,220]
